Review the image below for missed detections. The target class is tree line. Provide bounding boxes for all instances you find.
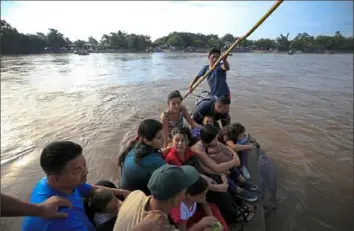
[1,19,353,55]
[156,31,353,53]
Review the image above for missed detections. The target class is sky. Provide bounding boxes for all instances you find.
[1,1,353,41]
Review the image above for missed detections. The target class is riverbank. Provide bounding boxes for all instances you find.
[1,49,349,56]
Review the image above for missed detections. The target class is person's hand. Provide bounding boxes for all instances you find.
[212,183,228,193]
[133,210,170,231]
[37,196,72,219]
[246,144,254,150]
[221,174,228,184]
[206,177,217,185]
[221,54,228,61]
[199,216,218,227]
[188,86,193,93]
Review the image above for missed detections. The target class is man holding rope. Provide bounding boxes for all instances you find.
[188,47,231,101]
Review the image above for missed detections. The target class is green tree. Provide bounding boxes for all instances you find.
[88,36,98,45]
[276,33,291,51]
[221,33,235,43]
[46,28,66,51]
[167,35,185,48]
[74,40,85,49]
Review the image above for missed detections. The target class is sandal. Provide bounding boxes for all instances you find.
[235,205,257,223]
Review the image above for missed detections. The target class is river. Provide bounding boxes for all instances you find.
[1,53,353,231]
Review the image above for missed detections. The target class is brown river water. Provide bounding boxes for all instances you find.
[1,53,353,231]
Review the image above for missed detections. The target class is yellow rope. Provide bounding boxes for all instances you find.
[183,0,284,100]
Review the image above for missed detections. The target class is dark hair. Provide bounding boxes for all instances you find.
[167,90,182,103]
[208,47,221,58]
[40,141,83,175]
[118,119,163,167]
[88,189,115,213]
[216,96,230,105]
[227,123,246,142]
[187,176,208,196]
[171,126,193,147]
[200,124,219,144]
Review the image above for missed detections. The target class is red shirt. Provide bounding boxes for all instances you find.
[164,147,194,166]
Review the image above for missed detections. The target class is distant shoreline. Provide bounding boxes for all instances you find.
[2,49,351,56]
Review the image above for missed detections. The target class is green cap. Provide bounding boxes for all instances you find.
[148,164,199,201]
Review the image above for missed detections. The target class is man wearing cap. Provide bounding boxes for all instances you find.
[113,164,200,231]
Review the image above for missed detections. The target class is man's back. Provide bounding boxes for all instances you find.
[22,177,95,231]
[191,99,214,125]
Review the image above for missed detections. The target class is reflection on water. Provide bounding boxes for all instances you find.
[1,53,353,231]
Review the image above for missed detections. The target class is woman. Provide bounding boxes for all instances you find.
[161,90,200,148]
[118,119,165,195]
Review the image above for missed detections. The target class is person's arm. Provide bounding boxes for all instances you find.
[191,101,210,125]
[181,105,201,129]
[221,56,230,71]
[189,66,207,92]
[0,193,71,218]
[225,140,253,152]
[200,172,228,193]
[191,146,238,173]
[218,142,240,166]
[91,185,131,198]
[160,112,170,148]
[161,146,172,158]
[188,216,217,231]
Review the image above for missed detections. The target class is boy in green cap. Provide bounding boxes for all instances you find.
[114,164,200,231]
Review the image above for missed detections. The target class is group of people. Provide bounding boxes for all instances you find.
[2,48,262,231]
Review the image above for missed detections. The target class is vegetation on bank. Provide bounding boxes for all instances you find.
[1,19,353,55]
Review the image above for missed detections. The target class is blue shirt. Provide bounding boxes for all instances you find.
[119,148,166,194]
[22,177,95,231]
[191,100,230,126]
[197,63,230,98]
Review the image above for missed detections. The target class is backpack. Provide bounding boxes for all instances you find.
[194,91,218,107]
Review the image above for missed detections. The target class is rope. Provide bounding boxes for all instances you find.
[183,0,284,100]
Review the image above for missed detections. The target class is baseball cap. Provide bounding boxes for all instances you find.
[148,164,199,201]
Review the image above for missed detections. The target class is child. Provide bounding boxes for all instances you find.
[161,90,200,148]
[188,48,231,100]
[88,188,121,228]
[218,123,253,179]
[191,115,215,145]
[170,176,229,231]
[192,125,258,202]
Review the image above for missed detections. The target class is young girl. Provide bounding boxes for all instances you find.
[88,188,121,228]
[165,127,228,193]
[192,125,258,202]
[170,176,229,231]
[161,90,200,148]
[218,123,253,179]
[118,119,166,195]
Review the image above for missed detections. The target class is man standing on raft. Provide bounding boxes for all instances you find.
[188,47,231,100]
